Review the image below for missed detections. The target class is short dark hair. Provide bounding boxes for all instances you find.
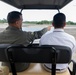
[7,11,22,24]
[53,13,66,28]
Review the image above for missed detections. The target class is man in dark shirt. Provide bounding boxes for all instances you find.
[0,11,51,72]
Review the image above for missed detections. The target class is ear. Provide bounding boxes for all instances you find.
[52,22,54,27]
[15,21,18,25]
[63,22,66,27]
[15,21,20,28]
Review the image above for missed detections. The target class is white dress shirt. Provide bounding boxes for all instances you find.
[39,28,76,70]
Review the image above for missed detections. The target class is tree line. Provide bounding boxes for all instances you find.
[23,20,76,25]
[0,19,76,25]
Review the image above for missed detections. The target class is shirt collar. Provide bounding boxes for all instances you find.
[53,29,64,32]
[7,26,22,31]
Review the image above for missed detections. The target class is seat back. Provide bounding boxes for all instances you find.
[0,44,72,75]
[6,45,72,63]
[0,44,11,62]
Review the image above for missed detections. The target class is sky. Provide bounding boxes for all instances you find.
[0,0,76,22]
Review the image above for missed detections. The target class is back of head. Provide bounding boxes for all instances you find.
[53,13,66,28]
[7,11,22,24]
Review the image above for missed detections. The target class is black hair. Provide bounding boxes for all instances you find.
[53,13,66,28]
[7,11,22,24]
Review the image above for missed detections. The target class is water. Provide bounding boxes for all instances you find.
[22,27,42,31]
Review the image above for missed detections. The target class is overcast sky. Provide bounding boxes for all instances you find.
[0,0,76,22]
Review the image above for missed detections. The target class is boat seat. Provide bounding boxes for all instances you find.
[0,44,75,75]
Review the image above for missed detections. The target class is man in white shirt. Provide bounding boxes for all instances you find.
[39,13,76,73]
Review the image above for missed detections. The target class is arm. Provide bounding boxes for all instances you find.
[33,26,51,39]
[27,26,51,43]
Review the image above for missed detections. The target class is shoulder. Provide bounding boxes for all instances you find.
[65,32,75,39]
